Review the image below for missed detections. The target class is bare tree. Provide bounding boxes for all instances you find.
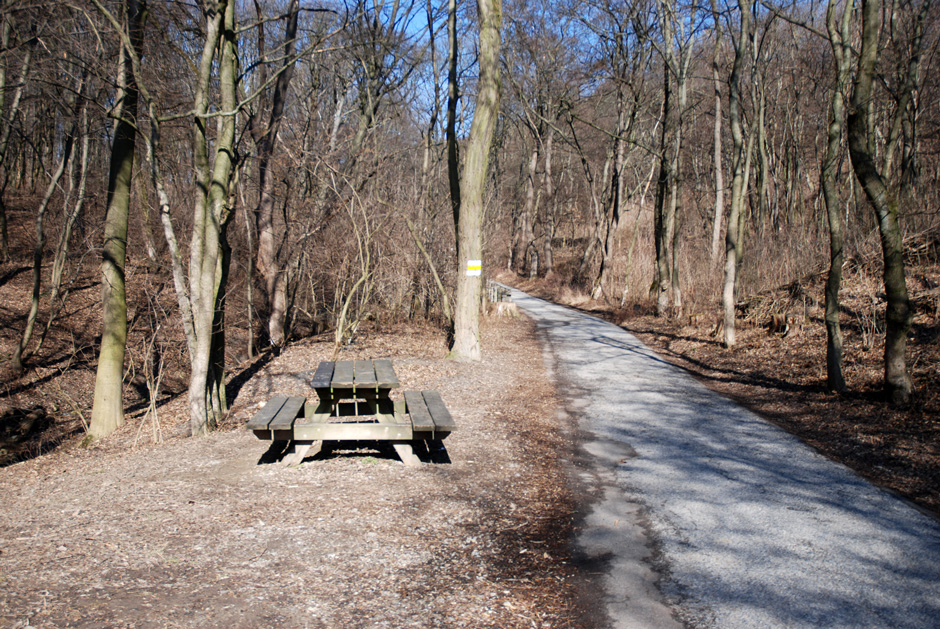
[0,5,32,262]
[451,0,501,361]
[721,0,754,348]
[821,0,852,393]
[88,0,144,438]
[846,0,931,403]
[708,0,725,264]
[248,0,300,348]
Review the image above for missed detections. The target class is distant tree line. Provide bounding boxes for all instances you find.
[0,0,935,438]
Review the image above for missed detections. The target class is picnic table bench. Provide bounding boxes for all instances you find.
[247,359,455,466]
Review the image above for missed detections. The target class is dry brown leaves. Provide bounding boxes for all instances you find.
[0,316,590,628]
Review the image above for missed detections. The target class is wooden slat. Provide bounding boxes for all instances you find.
[246,396,288,431]
[293,421,413,441]
[310,362,334,389]
[372,359,399,388]
[268,396,306,431]
[354,360,377,387]
[422,390,456,433]
[404,390,435,433]
[332,360,355,388]
[393,399,407,416]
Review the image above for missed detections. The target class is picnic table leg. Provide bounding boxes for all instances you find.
[278,400,333,465]
[390,441,421,467]
[369,396,422,467]
[281,440,322,466]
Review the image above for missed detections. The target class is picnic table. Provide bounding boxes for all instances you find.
[246,359,456,466]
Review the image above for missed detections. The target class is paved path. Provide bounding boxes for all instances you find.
[511,289,940,628]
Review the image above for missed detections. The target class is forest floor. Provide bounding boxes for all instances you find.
[1,190,938,625]
[0,198,600,627]
[0,312,596,628]
[498,252,940,519]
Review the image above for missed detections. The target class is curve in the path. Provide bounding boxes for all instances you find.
[512,288,940,629]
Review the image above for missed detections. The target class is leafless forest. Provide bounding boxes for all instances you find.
[0,0,938,449]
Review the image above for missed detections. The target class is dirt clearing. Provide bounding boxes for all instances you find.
[0,317,588,628]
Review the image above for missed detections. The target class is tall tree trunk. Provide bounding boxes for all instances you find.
[846,0,916,403]
[670,154,682,314]
[446,0,461,233]
[593,104,626,301]
[653,60,673,315]
[0,16,10,263]
[0,19,31,262]
[188,0,237,435]
[89,0,144,438]
[709,0,724,264]
[822,0,852,393]
[541,125,555,276]
[669,41,692,315]
[512,143,538,273]
[722,0,753,348]
[451,0,501,362]
[566,112,603,284]
[755,85,770,225]
[252,0,299,347]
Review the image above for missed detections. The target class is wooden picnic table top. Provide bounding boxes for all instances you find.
[310,359,400,392]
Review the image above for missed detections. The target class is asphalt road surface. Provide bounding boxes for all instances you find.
[511,288,940,628]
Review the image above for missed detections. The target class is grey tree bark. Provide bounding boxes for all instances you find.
[451,0,501,362]
[722,0,754,348]
[446,0,461,235]
[846,0,924,403]
[250,0,300,348]
[593,102,627,301]
[541,125,555,276]
[511,142,538,273]
[187,0,238,435]
[821,0,852,393]
[0,16,31,262]
[652,0,692,315]
[708,0,724,264]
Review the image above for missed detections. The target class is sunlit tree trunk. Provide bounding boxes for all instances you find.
[89,0,144,437]
[451,0,501,362]
[446,0,460,234]
[541,125,555,276]
[653,60,673,315]
[722,0,753,348]
[0,16,10,263]
[709,0,724,264]
[821,0,852,393]
[593,103,626,301]
[669,36,692,316]
[846,0,917,403]
[188,0,238,435]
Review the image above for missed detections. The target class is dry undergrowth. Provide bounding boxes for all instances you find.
[0,317,591,628]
